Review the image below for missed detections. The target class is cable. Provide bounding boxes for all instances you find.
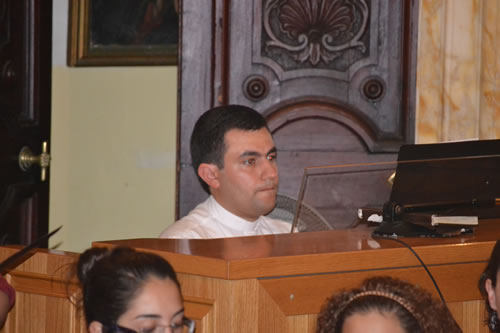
[372,235,446,305]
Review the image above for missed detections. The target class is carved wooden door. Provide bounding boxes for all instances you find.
[178,0,418,227]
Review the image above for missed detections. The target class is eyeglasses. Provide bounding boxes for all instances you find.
[105,317,195,333]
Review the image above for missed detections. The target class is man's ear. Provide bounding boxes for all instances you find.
[486,279,498,311]
[88,321,103,333]
[198,163,220,189]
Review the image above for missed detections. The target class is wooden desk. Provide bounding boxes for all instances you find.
[93,219,500,333]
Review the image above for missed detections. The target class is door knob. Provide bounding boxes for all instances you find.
[387,171,396,185]
[18,141,51,181]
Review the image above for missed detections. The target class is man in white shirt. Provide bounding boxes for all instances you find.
[159,105,291,239]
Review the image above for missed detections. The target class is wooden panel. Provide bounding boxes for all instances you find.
[177,0,219,218]
[9,271,78,298]
[228,280,260,333]
[0,247,84,333]
[226,2,417,144]
[448,300,489,333]
[258,282,287,333]
[258,263,485,316]
[177,274,262,332]
[287,315,318,333]
[183,296,214,333]
[119,248,229,279]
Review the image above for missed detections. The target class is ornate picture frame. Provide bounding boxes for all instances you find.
[67,0,178,66]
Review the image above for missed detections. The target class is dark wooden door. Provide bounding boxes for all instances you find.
[178,0,418,226]
[0,0,52,245]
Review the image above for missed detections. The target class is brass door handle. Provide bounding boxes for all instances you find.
[387,171,396,185]
[18,141,51,181]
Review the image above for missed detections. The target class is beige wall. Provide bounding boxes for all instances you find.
[50,67,178,252]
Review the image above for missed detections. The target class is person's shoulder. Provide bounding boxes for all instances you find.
[158,198,214,239]
[158,213,207,239]
[158,220,202,239]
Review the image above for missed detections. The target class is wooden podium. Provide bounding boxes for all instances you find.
[2,220,499,333]
[94,221,499,333]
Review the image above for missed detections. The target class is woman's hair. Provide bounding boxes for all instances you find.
[316,276,461,333]
[479,240,500,332]
[76,247,180,327]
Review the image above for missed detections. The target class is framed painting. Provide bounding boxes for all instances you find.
[68,0,179,66]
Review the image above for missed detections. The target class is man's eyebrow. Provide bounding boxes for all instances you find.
[240,147,277,158]
[240,150,261,158]
[267,147,277,155]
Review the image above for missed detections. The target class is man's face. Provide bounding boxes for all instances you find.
[212,128,278,221]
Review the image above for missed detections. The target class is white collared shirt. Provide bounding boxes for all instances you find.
[159,196,292,239]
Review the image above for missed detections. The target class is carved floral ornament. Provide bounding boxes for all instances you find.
[264,0,369,66]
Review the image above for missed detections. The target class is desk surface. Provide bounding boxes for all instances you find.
[93,219,500,280]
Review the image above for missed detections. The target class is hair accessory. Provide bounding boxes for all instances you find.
[489,311,499,330]
[344,290,416,317]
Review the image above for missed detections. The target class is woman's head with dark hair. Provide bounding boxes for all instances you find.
[316,276,461,333]
[479,240,500,332]
[76,247,191,333]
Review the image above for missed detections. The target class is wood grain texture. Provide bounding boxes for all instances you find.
[287,314,318,333]
[183,296,214,333]
[448,300,490,333]
[258,282,287,333]
[259,263,486,316]
[0,247,83,333]
[94,218,500,279]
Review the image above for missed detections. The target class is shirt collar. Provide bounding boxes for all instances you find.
[208,196,261,232]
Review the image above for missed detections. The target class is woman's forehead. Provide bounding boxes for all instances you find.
[125,278,183,318]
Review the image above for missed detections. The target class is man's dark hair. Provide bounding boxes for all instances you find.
[190,104,270,193]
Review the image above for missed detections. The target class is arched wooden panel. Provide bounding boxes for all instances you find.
[265,101,396,228]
